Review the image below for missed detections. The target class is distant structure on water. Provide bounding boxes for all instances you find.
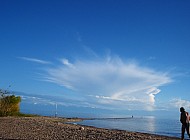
[55,103,58,117]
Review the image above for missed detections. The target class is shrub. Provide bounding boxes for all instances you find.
[0,89,21,116]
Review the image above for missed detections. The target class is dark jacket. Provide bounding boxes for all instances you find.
[180,111,187,125]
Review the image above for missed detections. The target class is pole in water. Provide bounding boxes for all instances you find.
[55,103,58,117]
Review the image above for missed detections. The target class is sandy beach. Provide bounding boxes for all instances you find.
[0,117,180,140]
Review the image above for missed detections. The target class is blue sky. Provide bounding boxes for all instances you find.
[0,0,190,117]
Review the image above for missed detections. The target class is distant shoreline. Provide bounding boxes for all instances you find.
[0,116,180,140]
[82,117,135,120]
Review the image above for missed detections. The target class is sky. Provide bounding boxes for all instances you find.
[0,0,190,118]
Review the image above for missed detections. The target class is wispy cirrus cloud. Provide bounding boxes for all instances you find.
[44,55,172,111]
[17,92,94,108]
[19,57,51,64]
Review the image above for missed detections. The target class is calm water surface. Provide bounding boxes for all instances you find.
[77,117,182,138]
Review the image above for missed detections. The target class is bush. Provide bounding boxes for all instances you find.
[0,89,21,116]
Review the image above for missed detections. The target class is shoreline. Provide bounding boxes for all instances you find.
[0,116,180,140]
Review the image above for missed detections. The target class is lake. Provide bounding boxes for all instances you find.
[76,117,183,138]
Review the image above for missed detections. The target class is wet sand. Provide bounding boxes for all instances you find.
[0,117,180,140]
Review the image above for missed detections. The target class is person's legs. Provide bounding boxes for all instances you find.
[186,123,190,138]
[181,124,185,140]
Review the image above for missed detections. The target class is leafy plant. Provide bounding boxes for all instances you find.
[0,88,21,116]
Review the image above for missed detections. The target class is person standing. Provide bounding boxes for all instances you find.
[180,107,190,140]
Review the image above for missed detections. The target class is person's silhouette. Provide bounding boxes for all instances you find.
[180,107,190,140]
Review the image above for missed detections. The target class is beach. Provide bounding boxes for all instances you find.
[0,117,180,140]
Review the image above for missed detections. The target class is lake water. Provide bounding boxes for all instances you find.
[76,117,183,138]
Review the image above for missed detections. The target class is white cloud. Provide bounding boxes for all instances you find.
[18,93,96,108]
[19,57,51,64]
[60,58,74,68]
[170,98,190,110]
[44,55,172,111]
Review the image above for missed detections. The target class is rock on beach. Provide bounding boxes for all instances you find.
[0,117,180,140]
